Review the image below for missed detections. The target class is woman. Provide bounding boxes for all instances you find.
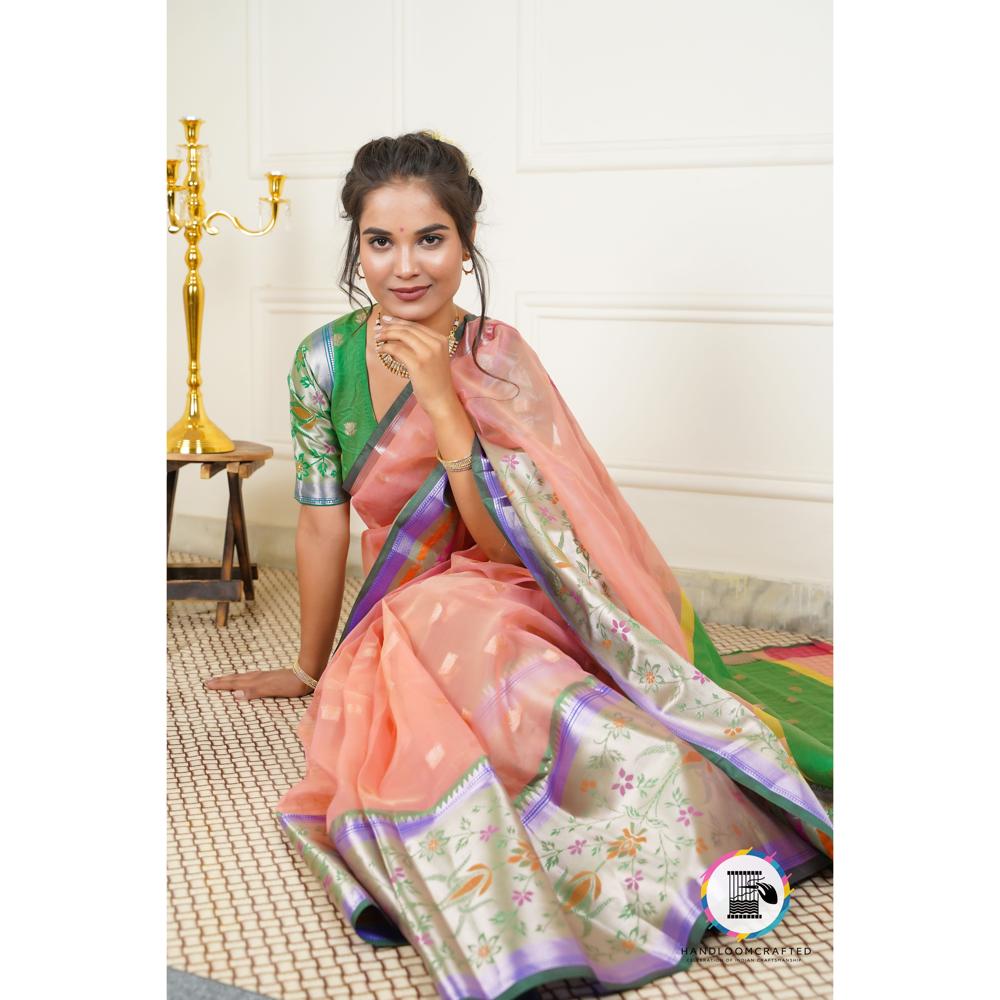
[205,132,833,999]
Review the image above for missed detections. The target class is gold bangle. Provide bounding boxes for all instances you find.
[290,659,318,690]
[436,447,474,472]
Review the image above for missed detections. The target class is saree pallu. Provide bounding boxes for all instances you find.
[275,315,833,1000]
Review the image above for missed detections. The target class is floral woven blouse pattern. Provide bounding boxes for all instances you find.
[288,324,347,506]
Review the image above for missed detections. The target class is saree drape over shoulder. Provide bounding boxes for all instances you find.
[277,309,833,1000]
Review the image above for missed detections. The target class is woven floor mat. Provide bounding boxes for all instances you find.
[168,552,833,1000]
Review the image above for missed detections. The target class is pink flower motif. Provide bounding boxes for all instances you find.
[568,839,588,855]
[502,454,519,467]
[691,670,708,685]
[611,767,635,796]
[677,806,704,826]
[479,824,499,842]
[417,932,433,946]
[538,505,556,523]
[624,871,644,892]
[321,441,337,454]
[512,889,534,906]
[611,619,631,638]
[390,866,407,883]
[308,389,325,408]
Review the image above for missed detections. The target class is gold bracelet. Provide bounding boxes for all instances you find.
[436,447,474,472]
[290,659,318,690]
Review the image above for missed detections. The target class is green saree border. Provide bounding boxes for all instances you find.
[690,613,833,789]
[692,743,832,837]
[345,899,407,948]
[724,637,833,654]
[341,382,415,492]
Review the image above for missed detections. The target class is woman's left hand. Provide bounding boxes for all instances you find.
[376,315,460,418]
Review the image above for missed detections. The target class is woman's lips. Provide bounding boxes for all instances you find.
[391,285,430,300]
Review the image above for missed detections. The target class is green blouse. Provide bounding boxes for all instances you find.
[288,307,474,505]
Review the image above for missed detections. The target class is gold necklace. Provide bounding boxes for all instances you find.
[374,305,461,379]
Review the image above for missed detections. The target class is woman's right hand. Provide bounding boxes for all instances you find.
[203,668,315,701]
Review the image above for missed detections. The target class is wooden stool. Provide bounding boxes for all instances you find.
[167,440,274,626]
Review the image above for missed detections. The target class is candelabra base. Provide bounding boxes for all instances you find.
[167,397,235,454]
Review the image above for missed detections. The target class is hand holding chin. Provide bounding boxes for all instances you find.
[375,315,461,417]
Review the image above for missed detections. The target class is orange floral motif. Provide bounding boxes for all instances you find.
[290,402,317,426]
[445,863,494,903]
[611,716,627,729]
[607,825,648,859]
[562,870,602,911]
[695,836,708,854]
[681,750,703,765]
[724,727,744,736]
[507,839,542,872]
[620,939,637,953]
[579,779,597,793]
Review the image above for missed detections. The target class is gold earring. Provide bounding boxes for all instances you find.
[462,257,474,276]
[356,262,366,281]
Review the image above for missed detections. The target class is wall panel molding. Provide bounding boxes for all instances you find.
[247,0,406,178]
[516,0,832,171]
[515,292,832,502]
[250,287,354,457]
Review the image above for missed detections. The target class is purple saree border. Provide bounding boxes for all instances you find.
[519,683,612,827]
[341,468,453,639]
[475,446,832,832]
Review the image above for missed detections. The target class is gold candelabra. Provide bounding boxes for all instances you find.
[166,116,287,454]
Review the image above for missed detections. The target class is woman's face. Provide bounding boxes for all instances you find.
[357,178,474,324]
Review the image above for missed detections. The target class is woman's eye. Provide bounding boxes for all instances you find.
[367,235,443,248]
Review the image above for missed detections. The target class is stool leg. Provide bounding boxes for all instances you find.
[215,482,237,627]
[167,467,179,556]
[229,468,255,602]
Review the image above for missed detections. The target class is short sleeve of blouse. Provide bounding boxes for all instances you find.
[288,326,348,506]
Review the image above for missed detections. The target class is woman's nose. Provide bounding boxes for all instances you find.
[395,247,418,277]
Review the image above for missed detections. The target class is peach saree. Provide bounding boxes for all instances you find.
[275,312,833,999]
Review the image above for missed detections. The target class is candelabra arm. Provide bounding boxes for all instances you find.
[203,202,280,238]
[203,172,285,237]
[167,191,184,233]
[166,158,184,233]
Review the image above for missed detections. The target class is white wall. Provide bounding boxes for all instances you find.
[168,0,831,587]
